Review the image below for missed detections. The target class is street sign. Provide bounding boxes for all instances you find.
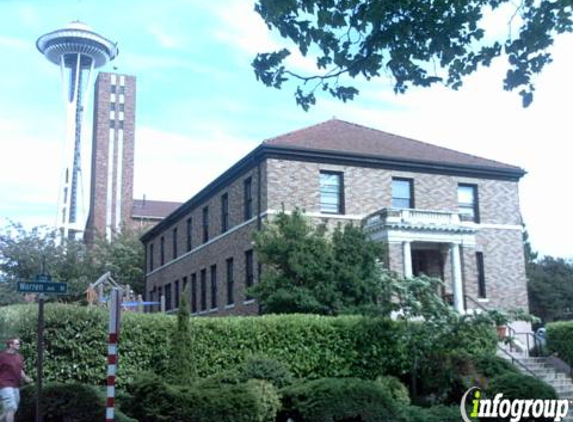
[34,275,52,283]
[17,281,67,294]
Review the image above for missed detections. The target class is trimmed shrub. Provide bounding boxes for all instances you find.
[402,405,461,422]
[547,321,573,366]
[16,382,135,422]
[125,372,279,422]
[473,354,519,379]
[237,354,294,388]
[0,304,497,387]
[278,377,401,422]
[375,375,411,405]
[486,373,558,422]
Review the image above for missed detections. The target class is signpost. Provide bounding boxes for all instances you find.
[18,269,68,422]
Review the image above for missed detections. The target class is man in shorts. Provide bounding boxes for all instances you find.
[0,338,32,422]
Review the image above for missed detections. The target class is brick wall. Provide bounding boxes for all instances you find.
[145,153,527,315]
[145,165,263,316]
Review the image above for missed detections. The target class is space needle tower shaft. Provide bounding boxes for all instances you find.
[37,22,118,240]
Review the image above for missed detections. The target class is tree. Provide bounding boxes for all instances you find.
[0,222,146,305]
[253,0,572,110]
[250,209,388,315]
[89,227,146,294]
[527,256,573,323]
[523,229,573,323]
[0,222,92,302]
[167,286,197,383]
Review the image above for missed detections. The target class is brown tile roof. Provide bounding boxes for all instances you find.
[131,199,182,220]
[263,119,521,171]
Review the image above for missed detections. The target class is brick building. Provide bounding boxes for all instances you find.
[142,119,528,316]
[85,72,181,242]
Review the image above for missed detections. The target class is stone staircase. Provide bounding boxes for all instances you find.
[498,351,573,422]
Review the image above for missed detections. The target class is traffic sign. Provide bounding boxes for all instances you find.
[17,281,67,294]
[34,275,52,283]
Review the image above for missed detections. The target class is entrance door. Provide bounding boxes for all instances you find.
[411,249,445,296]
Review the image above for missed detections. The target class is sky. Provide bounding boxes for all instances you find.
[0,0,571,259]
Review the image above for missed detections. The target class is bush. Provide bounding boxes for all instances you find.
[486,373,558,422]
[125,372,279,422]
[401,405,461,422]
[375,375,410,405]
[237,354,294,388]
[16,382,135,422]
[472,354,519,379]
[278,377,401,422]
[0,304,497,387]
[547,321,573,365]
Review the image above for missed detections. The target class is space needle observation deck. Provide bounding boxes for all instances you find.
[37,21,118,240]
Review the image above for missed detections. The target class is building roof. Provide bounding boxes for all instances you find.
[132,199,182,220]
[264,119,520,171]
[141,119,525,242]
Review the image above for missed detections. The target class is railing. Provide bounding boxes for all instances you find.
[364,208,462,230]
[464,295,545,379]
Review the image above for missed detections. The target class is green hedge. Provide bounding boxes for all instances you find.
[0,304,496,387]
[547,321,573,365]
[16,382,135,422]
[124,372,280,422]
[278,377,400,422]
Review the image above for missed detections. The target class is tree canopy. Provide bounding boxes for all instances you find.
[523,229,573,323]
[253,0,572,110]
[0,222,145,305]
[249,209,387,315]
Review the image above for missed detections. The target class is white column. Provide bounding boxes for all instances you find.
[403,241,413,278]
[451,243,464,313]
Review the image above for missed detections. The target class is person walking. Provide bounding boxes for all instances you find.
[0,338,32,422]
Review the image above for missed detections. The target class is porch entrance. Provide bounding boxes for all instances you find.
[411,245,446,298]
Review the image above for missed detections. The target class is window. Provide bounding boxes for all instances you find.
[200,269,207,311]
[202,206,209,243]
[165,283,172,311]
[186,218,192,252]
[320,171,344,214]
[172,227,178,259]
[476,252,487,299]
[244,177,253,220]
[118,85,125,94]
[174,280,180,309]
[191,273,197,314]
[110,103,116,111]
[226,258,234,305]
[458,184,480,223]
[110,85,116,94]
[118,121,124,130]
[210,265,218,309]
[245,250,254,300]
[119,103,124,112]
[221,193,229,233]
[109,120,115,128]
[148,243,154,271]
[392,178,414,208]
[160,236,165,266]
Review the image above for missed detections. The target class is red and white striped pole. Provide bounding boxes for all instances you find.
[106,288,121,422]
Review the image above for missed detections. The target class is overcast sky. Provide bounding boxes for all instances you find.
[0,0,571,259]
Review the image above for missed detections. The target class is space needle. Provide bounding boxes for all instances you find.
[37,21,118,240]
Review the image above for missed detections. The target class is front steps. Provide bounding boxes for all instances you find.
[498,351,573,422]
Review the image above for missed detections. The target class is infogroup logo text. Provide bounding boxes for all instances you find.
[460,387,570,422]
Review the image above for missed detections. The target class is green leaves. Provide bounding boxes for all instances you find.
[253,0,573,109]
[251,209,385,315]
